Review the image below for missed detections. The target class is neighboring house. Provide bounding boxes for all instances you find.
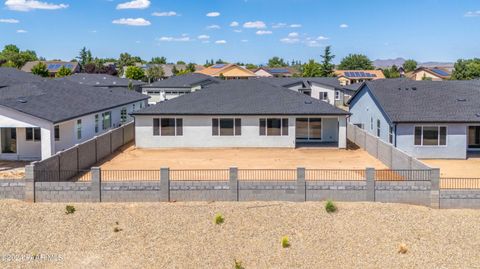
[407,67,451,81]
[133,80,349,149]
[57,73,145,92]
[141,73,220,104]
[258,77,352,108]
[22,61,80,77]
[348,79,480,159]
[335,70,385,85]
[196,64,256,79]
[253,67,298,77]
[0,68,148,161]
[140,64,205,79]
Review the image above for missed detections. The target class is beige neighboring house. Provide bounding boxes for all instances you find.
[406,67,451,81]
[335,70,385,85]
[196,63,256,79]
[22,61,80,77]
[253,67,298,77]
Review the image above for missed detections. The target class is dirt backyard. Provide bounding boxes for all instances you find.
[0,161,27,179]
[0,200,479,269]
[99,145,387,170]
[423,156,480,178]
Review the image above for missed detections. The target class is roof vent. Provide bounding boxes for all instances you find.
[304,100,312,104]
[412,87,417,91]
[457,98,467,102]
[17,97,27,103]
[398,88,402,91]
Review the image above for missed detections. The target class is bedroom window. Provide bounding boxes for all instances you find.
[389,126,393,144]
[77,119,82,140]
[26,127,41,141]
[54,125,60,141]
[212,118,241,136]
[414,126,447,146]
[335,91,340,100]
[259,118,289,136]
[102,111,111,130]
[153,118,183,136]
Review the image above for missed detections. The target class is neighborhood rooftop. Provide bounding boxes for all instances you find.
[145,73,219,88]
[350,79,480,123]
[58,73,145,87]
[0,68,148,123]
[133,79,349,116]
[256,77,344,90]
[0,67,46,87]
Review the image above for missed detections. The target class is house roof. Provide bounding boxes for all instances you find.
[21,61,80,73]
[144,73,220,88]
[143,64,205,77]
[0,68,148,124]
[348,79,480,123]
[57,73,145,87]
[195,64,256,78]
[0,67,46,87]
[256,77,344,91]
[335,70,385,79]
[254,67,297,76]
[408,67,452,80]
[133,79,349,116]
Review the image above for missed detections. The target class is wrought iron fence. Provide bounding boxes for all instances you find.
[238,169,296,181]
[170,169,229,181]
[101,170,160,182]
[306,169,366,181]
[440,178,480,189]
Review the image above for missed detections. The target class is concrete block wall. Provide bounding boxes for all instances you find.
[78,139,97,170]
[35,181,92,202]
[0,180,25,200]
[170,181,230,201]
[111,128,124,152]
[238,181,298,201]
[375,181,431,206]
[306,181,367,201]
[440,190,480,209]
[96,132,112,161]
[102,181,163,202]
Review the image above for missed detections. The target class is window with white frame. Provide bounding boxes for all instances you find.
[376,119,381,137]
[319,92,328,101]
[414,126,447,146]
[153,118,183,136]
[120,107,127,123]
[335,90,340,100]
[25,127,41,141]
[102,112,111,130]
[212,118,241,136]
[95,114,99,133]
[77,119,82,140]
[259,118,289,136]
[54,125,60,141]
[389,126,393,144]
[370,117,373,130]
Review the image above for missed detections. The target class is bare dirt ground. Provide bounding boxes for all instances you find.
[0,161,27,179]
[423,156,480,178]
[99,145,388,170]
[0,200,479,269]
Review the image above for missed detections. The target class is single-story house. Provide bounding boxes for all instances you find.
[253,67,298,78]
[196,64,256,79]
[21,61,80,77]
[133,80,349,149]
[0,68,148,161]
[57,73,145,92]
[335,70,385,85]
[406,67,451,81]
[139,64,206,79]
[348,79,480,159]
[141,73,220,104]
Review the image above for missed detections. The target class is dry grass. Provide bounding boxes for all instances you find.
[0,200,480,268]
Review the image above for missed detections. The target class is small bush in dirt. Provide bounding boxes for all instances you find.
[214,213,225,225]
[325,200,337,213]
[65,205,76,215]
[281,236,290,248]
[398,243,408,254]
[234,259,245,269]
[113,227,123,233]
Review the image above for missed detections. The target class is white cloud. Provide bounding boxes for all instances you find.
[290,24,302,28]
[233,29,242,33]
[206,24,220,29]
[215,40,227,44]
[340,23,349,28]
[305,40,321,47]
[272,22,287,28]
[288,32,299,37]
[197,35,210,40]
[157,35,191,42]
[206,12,220,17]
[465,10,480,17]
[280,37,300,44]
[317,35,329,40]
[112,18,151,26]
[256,30,272,35]
[152,11,177,17]
[116,0,150,9]
[241,39,248,42]
[243,21,266,29]
[230,21,239,27]
[16,29,27,33]
[0,18,19,23]
[5,0,68,11]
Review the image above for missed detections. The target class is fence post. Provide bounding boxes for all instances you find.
[229,167,238,201]
[24,164,35,203]
[366,167,375,202]
[430,168,440,209]
[160,168,170,202]
[296,167,306,202]
[91,167,101,202]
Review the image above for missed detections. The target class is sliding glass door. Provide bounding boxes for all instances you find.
[468,126,480,149]
[295,118,322,141]
[1,128,17,154]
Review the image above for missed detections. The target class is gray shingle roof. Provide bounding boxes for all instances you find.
[350,79,480,123]
[256,77,344,90]
[58,73,145,87]
[133,80,349,116]
[144,73,220,88]
[0,69,149,123]
[0,67,46,87]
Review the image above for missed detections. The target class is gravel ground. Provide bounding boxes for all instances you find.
[0,200,479,269]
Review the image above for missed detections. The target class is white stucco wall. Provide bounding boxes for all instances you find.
[135,115,346,148]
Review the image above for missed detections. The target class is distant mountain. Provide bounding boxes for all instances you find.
[373,58,454,69]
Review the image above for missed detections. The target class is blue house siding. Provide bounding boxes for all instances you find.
[348,86,393,145]
[396,123,467,159]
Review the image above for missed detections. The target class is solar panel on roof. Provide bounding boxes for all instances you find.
[354,72,361,77]
[431,69,450,77]
[212,64,227,68]
[345,72,353,77]
[269,68,289,73]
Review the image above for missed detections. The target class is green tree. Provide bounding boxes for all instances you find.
[118,53,136,69]
[145,65,164,83]
[319,46,336,77]
[0,44,38,68]
[176,60,186,65]
[402,59,417,72]
[301,60,322,77]
[77,47,93,67]
[150,57,167,64]
[186,63,196,73]
[338,54,374,70]
[176,69,190,75]
[31,62,49,77]
[245,63,258,70]
[451,58,480,80]
[172,65,179,76]
[1,60,16,68]
[124,66,145,80]
[268,57,288,67]
[383,65,400,78]
[55,65,72,78]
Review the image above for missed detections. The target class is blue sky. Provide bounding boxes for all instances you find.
[1,0,479,64]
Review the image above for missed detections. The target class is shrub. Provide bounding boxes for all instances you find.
[398,243,408,254]
[234,259,245,269]
[214,213,225,225]
[113,227,122,233]
[325,200,337,213]
[281,236,290,248]
[65,205,76,215]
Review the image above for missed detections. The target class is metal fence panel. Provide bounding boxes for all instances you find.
[101,170,160,182]
[441,178,480,189]
[238,169,296,181]
[170,169,229,181]
[305,169,366,181]
[375,170,431,181]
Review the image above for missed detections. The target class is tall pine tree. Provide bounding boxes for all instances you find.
[319,46,335,77]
